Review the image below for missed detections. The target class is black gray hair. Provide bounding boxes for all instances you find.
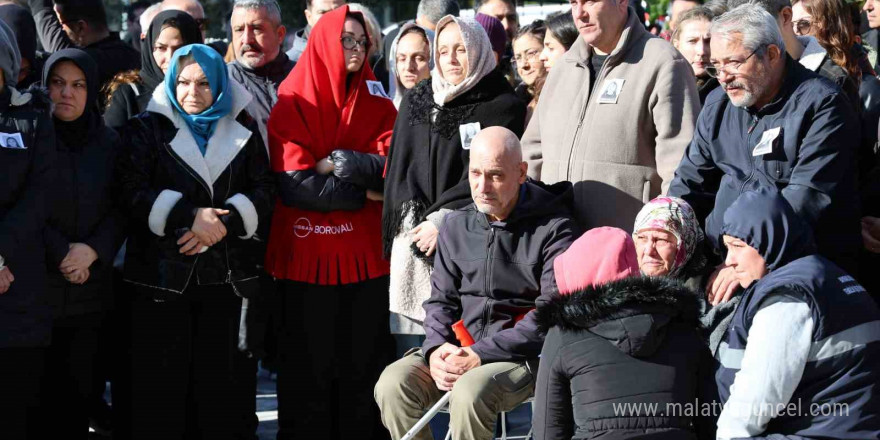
[711,3,785,56]
[727,0,791,17]
[417,0,460,25]
[233,0,282,27]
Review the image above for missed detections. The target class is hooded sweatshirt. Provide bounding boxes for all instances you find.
[0,4,40,88]
[715,190,880,440]
[533,227,716,440]
[421,180,578,363]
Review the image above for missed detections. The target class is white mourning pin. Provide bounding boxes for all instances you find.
[597,78,625,104]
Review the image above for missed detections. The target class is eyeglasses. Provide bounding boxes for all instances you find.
[513,49,541,66]
[793,18,813,36]
[706,49,758,78]
[341,36,369,51]
[194,18,209,31]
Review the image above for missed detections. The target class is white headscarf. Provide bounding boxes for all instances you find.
[388,22,434,108]
[431,15,497,106]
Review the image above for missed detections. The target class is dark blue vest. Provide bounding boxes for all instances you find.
[716,255,880,439]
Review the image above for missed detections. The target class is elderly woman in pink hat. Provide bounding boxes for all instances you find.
[632,196,706,280]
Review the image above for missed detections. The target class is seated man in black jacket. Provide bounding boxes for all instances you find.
[374,126,578,440]
[28,0,140,100]
[669,4,861,305]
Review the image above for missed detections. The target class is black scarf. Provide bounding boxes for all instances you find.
[381,69,514,257]
[140,10,203,93]
[43,49,102,149]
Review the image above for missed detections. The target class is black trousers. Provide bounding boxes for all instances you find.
[128,283,257,440]
[37,313,104,439]
[0,347,45,440]
[276,276,394,440]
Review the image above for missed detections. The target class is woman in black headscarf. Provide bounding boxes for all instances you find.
[0,3,42,88]
[103,10,202,130]
[38,48,125,439]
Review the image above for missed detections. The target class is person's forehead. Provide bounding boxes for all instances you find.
[342,18,366,34]
[178,61,206,77]
[679,19,711,37]
[397,33,429,51]
[481,0,514,15]
[514,34,542,49]
[232,7,272,25]
[312,0,345,12]
[52,61,86,80]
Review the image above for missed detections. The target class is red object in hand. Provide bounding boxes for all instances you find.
[451,320,475,347]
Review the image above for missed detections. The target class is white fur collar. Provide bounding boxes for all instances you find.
[798,35,828,72]
[146,78,254,198]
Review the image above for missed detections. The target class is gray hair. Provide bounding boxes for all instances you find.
[232,0,282,27]
[727,0,791,17]
[710,3,784,56]
[417,0,460,25]
[139,3,163,34]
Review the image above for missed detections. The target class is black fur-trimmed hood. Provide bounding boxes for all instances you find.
[537,276,703,357]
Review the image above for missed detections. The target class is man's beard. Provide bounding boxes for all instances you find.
[723,80,759,108]
[238,45,266,69]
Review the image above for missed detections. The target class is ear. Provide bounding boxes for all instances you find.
[780,6,793,25]
[619,0,630,14]
[518,161,528,183]
[277,24,287,42]
[768,44,783,62]
[304,9,312,23]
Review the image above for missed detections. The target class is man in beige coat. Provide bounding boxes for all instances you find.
[522,0,700,231]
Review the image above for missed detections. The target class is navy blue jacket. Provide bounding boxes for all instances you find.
[0,86,56,347]
[717,190,880,439]
[669,57,861,271]
[422,181,578,363]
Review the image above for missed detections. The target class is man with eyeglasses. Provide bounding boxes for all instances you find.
[669,4,861,307]
[28,0,140,100]
[728,0,860,113]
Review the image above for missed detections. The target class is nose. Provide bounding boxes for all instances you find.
[864,0,871,11]
[61,84,74,98]
[241,29,255,45]
[407,57,418,72]
[725,251,735,267]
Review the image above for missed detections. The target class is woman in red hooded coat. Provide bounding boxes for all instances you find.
[265,6,397,439]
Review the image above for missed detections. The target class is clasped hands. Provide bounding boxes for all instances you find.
[428,342,482,391]
[177,208,230,255]
[315,155,384,202]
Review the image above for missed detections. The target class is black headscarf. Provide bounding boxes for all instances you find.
[140,10,202,93]
[43,49,101,149]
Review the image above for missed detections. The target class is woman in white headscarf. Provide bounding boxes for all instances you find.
[387,23,433,108]
[381,15,526,354]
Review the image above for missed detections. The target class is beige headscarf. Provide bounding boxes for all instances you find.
[431,15,497,106]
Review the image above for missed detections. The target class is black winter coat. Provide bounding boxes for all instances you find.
[103,81,150,131]
[669,57,861,272]
[117,82,275,296]
[534,277,718,440]
[0,86,56,347]
[44,121,125,318]
[422,181,578,363]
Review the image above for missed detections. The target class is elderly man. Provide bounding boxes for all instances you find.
[522,0,700,232]
[286,0,346,63]
[162,0,207,37]
[669,4,861,304]
[714,189,880,439]
[228,0,294,150]
[727,0,860,112]
[374,127,577,440]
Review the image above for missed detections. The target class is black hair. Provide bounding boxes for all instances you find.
[54,0,108,30]
[545,10,578,50]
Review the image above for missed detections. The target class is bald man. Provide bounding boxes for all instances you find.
[375,127,578,440]
[161,0,206,37]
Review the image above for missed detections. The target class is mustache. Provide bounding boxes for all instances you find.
[239,44,263,55]
[722,80,747,91]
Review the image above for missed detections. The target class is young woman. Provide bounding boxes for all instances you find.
[39,48,125,439]
[382,15,526,354]
[103,10,202,130]
[539,10,579,72]
[388,23,433,109]
[513,20,548,124]
[265,6,398,439]
[117,44,275,439]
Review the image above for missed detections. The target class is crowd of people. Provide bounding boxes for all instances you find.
[1,0,880,439]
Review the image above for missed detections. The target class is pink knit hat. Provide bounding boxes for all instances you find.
[474,13,507,57]
[554,227,640,295]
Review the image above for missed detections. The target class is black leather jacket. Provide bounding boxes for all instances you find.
[117,84,275,296]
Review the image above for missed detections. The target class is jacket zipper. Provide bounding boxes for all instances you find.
[164,143,210,292]
[478,227,496,340]
[223,161,242,296]
[739,115,761,194]
[567,55,611,180]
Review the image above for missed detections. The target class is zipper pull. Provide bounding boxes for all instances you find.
[747,115,759,134]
